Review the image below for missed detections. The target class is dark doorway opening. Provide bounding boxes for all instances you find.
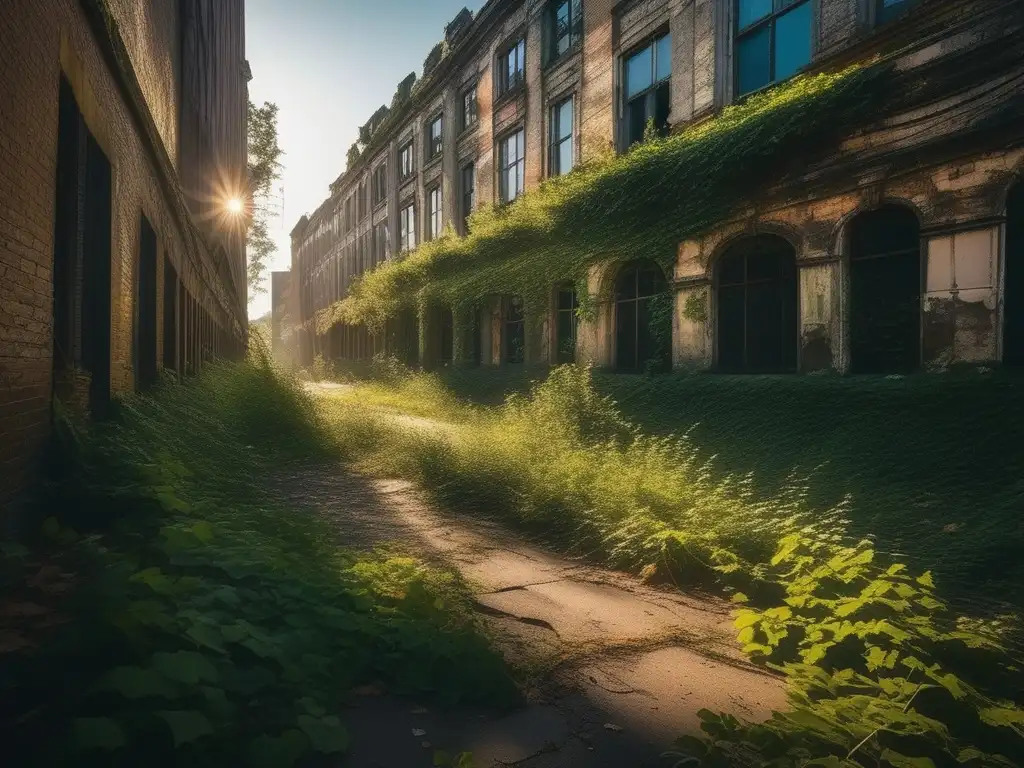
[440,307,454,365]
[83,135,113,411]
[136,216,158,388]
[716,235,798,373]
[556,284,578,364]
[848,206,921,373]
[505,297,525,364]
[615,261,670,372]
[1005,184,1024,365]
[52,76,81,382]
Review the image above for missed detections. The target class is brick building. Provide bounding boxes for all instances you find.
[0,0,249,513]
[284,0,1023,375]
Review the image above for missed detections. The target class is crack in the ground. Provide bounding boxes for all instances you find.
[476,578,567,595]
[473,601,561,635]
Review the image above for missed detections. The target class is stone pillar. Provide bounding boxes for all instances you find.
[798,259,841,372]
[673,281,712,370]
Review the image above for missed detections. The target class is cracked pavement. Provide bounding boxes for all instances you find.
[277,459,785,767]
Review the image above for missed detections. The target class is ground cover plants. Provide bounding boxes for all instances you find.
[1,350,517,767]
[315,361,1024,767]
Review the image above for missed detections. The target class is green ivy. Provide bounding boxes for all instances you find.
[316,64,889,337]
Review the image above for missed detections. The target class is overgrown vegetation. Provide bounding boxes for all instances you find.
[317,65,888,336]
[316,363,1024,767]
[2,351,515,766]
[247,99,283,297]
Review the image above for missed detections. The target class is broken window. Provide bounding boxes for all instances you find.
[550,96,575,177]
[462,86,478,131]
[427,185,442,240]
[499,129,525,203]
[615,261,670,372]
[1003,184,1023,365]
[505,296,526,364]
[498,38,526,96]
[428,114,443,160]
[556,284,578,364]
[735,0,812,97]
[135,215,159,388]
[848,206,921,373]
[624,32,671,149]
[716,235,798,373]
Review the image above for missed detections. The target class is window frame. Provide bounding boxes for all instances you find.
[399,140,415,182]
[505,296,526,364]
[547,0,583,63]
[621,31,672,150]
[461,86,478,131]
[427,184,443,241]
[498,128,526,204]
[427,113,443,161]
[733,0,814,99]
[555,284,578,364]
[549,94,575,177]
[399,201,416,253]
[372,162,388,206]
[497,38,526,97]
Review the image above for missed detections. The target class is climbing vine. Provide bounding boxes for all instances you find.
[316,64,890,337]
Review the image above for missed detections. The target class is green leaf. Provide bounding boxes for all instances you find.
[299,697,326,716]
[222,622,248,643]
[880,750,936,768]
[157,710,213,746]
[73,718,126,751]
[297,714,350,754]
[131,566,176,595]
[153,650,220,684]
[733,610,761,630]
[191,521,214,544]
[187,622,227,653]
[98,666,179,699]
[916,571,935,589]
[730,592,749,604]
[248,731,309,768]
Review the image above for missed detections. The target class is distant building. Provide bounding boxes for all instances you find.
[0,0,250,512]
[289,0,1024,375]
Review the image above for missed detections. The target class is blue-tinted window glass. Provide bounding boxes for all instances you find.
[774,1,812,81]
[655,34,672,82]
[557,98,573,141]
[626,46,653,98]
[559,139,573,175]
[737,24,770,95]
[738,0,773,30]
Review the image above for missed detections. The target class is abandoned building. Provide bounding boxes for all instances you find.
[282,0,1023,376]
[0,0,250,511]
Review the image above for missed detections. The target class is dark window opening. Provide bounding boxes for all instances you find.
[550,96,575,176]
[83,132,113,410]
[736,0,812,97]
[556,285,578,364]
[52,76,81,381]
[878,0,918,24]
[548,0,582,61]
[615,261,670,372]
[178,285,187,375]
[469,307,483,366]
[427,186,442,240]
[498,38,526,96]
[440,307,454,364]
[462,87,478,130]
[163,259,178,373]
[1006,184,1024,365]
[136,215,158,388]
[461,163,476,234]
[624,33,671,148]
[505,296,526,364]
[428,114,443,159]
[397,308,420,367]
[848,206,921,373]
[373,163,388,205]
[399,141,414,181]
[499,129,525,203]
[716,235,798,373]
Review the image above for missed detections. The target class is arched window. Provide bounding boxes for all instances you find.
[848,206,921,373]
[505,296,525,364]
[615,260,670,372]
[1006,183,1024,365]
[555,283,578,364]
[716,235,798,372]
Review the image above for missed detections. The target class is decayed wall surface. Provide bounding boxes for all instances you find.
[0,0,247,515]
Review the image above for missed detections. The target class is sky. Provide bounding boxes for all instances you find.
[245,0,486,319]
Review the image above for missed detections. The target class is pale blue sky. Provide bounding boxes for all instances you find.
[246,0,485,317]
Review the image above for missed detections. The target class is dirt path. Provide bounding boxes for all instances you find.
[276,452,786,768]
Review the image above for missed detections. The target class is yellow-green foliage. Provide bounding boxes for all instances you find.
[317,364,1024,767]
[319,65,888,335]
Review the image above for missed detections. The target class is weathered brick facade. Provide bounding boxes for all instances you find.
[0,0,249,516]
[282,0,1023,378]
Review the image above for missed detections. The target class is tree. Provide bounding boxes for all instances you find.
[247,100,283,297]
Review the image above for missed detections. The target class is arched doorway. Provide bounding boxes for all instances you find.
[614,260,670,372]
[716,235,798,372]
[848,206,921,373]
[1005,184,1024,365]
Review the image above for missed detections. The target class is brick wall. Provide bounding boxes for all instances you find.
[0,0,246,517]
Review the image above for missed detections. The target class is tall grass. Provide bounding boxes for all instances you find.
[3,349,516,767]
[319,363,1024,767]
